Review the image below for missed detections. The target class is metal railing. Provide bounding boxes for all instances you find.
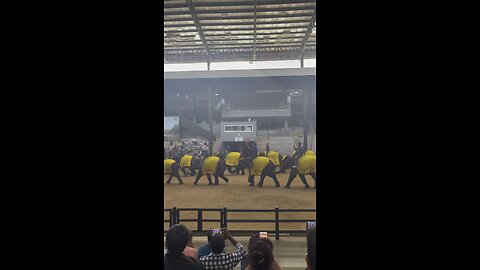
[164,206,316,240]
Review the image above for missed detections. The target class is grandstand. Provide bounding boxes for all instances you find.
[164,1,316,269]
[164,68,316,154]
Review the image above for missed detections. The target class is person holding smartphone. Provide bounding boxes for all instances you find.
[199,228,246,270]
[198,229,227,258]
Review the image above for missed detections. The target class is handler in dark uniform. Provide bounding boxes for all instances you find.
[242,141,258,170]
[293,141,304,167]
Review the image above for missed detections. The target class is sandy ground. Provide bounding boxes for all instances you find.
[164,171,316,231]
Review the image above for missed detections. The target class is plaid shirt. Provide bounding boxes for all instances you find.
[199,243,246,270]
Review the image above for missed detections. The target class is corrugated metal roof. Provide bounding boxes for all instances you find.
[164,0,316,64]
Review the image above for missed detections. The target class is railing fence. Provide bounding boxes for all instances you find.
[164,207,316,240]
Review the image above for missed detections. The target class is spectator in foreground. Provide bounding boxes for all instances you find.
[246,240,280,270]
[198,229,226,258]
[242,234,282,270]
[199,228,246,270]
[164,224,204,270]
[305,227,316,270]
[183,229,198,260]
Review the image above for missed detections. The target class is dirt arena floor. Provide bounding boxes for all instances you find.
[164,171,316,232]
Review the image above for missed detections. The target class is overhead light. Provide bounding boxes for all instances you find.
[164,33,167,37]
[194,34,200,40]
[215,93,219,96]
[256,90,283,94]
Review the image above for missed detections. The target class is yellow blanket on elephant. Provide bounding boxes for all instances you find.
[225,152,241,166]
[202,156,220,174]
[180,155,193,168]
[297,155,316,174]
[267,151,280,166]
[305,150,315,156]
[164,159,176,175]
[251,156,270,176]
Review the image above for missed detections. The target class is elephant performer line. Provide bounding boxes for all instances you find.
[193,156,229,185]
[285,152,316,189]
[164,159,183,185]
[238,156,280,188]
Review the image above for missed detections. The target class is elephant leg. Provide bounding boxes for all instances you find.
[311,174,316,188]
[214,175,220,185]
[241,169,245,175]
[299,174,309,188]
[181,167,188,177]
[176,175,184,185]
[248,175,255,186]
[219,171,229,183]
[172,170,183,185]
[189,167,196,176]
[194,168,203,185]
[206,174,213,185]
[258,171,268,187]
[268,171,280,187]
[166,174,173,184]
[285,167,298,188]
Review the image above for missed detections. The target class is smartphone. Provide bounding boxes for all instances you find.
[259,232,268,238]
[212,229,222,235]
[306,221,316,230]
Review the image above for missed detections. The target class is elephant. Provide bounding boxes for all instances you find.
[225,152,246,175]
[193,156,229,185]
[285,153,316,189]
[164,159,183,185]
[266,151,281,170]
[179,155,202,176]
[277,155,294,174]
[237,156,280,188]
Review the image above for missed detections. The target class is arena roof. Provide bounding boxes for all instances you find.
[164,0,316,64]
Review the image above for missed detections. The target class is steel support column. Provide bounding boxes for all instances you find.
[207,80,213,156]
[303,78,308,150]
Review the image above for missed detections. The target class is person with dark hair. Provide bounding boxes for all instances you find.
[305,227,316,270]
[241,234,282,270]
[164,224,204,270]
[199,228,246,270]
[246,240,275,270]
[198,229,226,258]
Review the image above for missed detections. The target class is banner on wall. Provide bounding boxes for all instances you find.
[164,116,180,143]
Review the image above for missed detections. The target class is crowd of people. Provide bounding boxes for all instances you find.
[164,140,210,160]
[164,224,316,270]
[164,139,306,163]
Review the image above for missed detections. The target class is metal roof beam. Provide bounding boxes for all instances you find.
[164,25,310,33]
[164,6,316,16]
[253,0,257,61]
[164,19,313,28]
[164,12,315,22]
[164,0,316,8]
[299,7,316,60]
[185,0,211,64]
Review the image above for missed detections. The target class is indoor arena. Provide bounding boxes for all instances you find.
[164,1,316,269]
